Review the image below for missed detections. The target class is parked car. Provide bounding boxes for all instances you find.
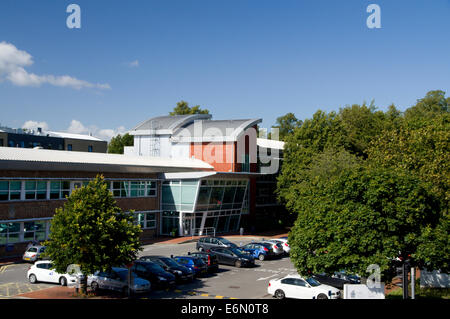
[311,273,353,290]
[27,260,79,286]
[268,274,341,299]
[196,236,238,252]
[187,251,219,273]
[208,247,255,268]
[88,267,151,295]
[260,240,284,256]
[239,242,276,261]
[171,255,208,277]
[130,260,176,289]
[23,245,47,262]
[267,238,290,255]
[139,256,194,283]
[332,270,361,284]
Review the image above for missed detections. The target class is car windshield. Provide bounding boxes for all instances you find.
[27,248,38,252]
[230,248,246,256]
[305,277,321,287]
[144,263,165,272]
[160,258,181,268]
[219,238,234,245]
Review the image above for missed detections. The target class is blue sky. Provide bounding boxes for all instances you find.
[0,0,449,140]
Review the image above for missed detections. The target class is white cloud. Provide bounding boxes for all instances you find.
[67,119,88,134]
[0,41,110,90]
[127,60,139,68]
[67,120,127,141]
[22,120,49,131]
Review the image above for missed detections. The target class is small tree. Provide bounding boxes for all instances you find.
[108,133,134,154]
[169,100,209,115]
[44,175,142,294]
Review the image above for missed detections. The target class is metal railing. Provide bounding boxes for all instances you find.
[191,227,216,239]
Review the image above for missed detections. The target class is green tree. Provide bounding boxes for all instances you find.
[277,91,449,281]
[405,90,449,126]
[108,133,134,154]
[169,100,209,116]
[271,112,302,141]
[287,159,441,281]
[43,175,142,294]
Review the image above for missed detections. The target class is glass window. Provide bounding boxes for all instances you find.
[25,181,47,200]
[112,181,128,197]
[180,181,197,211]
[0,181,22,201]
[209,187,224,209]
[146,181,157,197]
[0,222,21,244]
[130,181,146,197]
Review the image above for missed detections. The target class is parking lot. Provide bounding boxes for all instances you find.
[0,236,298,299]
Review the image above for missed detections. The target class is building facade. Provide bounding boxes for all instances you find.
[0,126,107,153]
[125,114,286,237]
[0,147,212,258]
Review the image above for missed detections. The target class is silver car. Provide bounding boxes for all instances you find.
[266,238,290,254]
[261,240,284,255]
[88,267,151,295]
[23,245,46,262]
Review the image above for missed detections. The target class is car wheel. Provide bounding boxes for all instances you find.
[59,277,67,286]
[29,274,38,284]
[235,260,242,268]
[317,293,328,299]
[274,289,285,299]
[90,281,99,292]
[258,254,265,261]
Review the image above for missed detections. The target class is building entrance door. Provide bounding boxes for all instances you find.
[182,214,194,236]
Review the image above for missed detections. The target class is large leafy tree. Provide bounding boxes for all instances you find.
[277,90,449,281]
[44,175,142,294]
[108,133,134,154]
[169,100,209,116]
[287,152,440,281]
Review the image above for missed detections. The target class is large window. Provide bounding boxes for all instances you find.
[25,181,47,200]
[194,180,248,211]
[161,211,179,235]
[0,179,158,202]
[162,180,199,212]
[0,222,21,244]
[23,221,47,241]
[49,181,71,199]
[0,181,21,201]
[0,219,51,245]
[135,211,157,229]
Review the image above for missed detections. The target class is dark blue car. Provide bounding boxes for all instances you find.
[172,256,208,277]
[240,242,275,261]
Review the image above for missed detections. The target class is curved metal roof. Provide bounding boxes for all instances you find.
[171,118,262,142]
[130,114,212,135]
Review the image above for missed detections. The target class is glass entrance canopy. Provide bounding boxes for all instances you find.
[161,174,250,236]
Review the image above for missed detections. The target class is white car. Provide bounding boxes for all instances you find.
[268,274,341,299]
[266,238,290,254]
[27,260,79,286]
